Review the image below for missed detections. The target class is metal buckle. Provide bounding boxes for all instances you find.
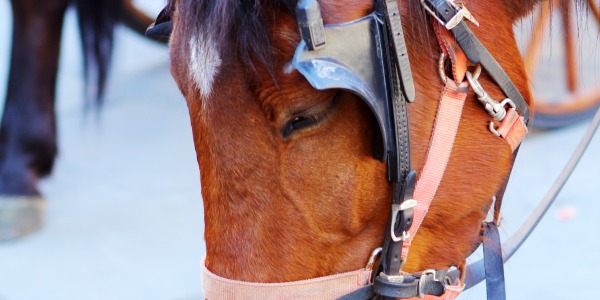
[418,269,438,298]
[390,199,417,242]
[296,0,326,51]
[420,0,479,30]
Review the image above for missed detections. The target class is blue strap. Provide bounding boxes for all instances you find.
[483,222,506,300]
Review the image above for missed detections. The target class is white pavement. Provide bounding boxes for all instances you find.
[0,2,599,300]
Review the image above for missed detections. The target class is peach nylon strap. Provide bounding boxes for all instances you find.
[402,79,470,260]
[201,257,372,300]
[496,107,528,152]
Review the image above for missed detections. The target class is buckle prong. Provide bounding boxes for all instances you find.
[391,199,417,242]
[420,0,479,30]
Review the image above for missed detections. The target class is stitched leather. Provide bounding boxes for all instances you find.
[382,0,416,102]
[377,0,417,281]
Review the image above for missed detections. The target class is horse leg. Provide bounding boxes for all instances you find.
[0,0,69,240]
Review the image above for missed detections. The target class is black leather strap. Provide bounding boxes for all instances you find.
[483,222,506,300]
[424,0,530,122]
[379,170,416,278]
[373,271,447,298]
[382,0,416,103]
[375,0,417,289]
[451,23,530,121]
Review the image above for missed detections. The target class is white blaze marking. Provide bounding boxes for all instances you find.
[189,34,222,98]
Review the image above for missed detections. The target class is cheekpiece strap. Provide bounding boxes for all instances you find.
[375,79,469,299]
[403,79,470,255]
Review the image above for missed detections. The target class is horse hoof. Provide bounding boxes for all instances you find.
[0,195,44,241]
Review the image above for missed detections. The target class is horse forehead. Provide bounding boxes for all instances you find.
[188,32,221,98]
[318,0,375,23]
[184,0,374,98]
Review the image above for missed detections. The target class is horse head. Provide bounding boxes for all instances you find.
[162,0,541,291]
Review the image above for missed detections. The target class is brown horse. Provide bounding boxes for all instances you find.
[0,0,155,240]
[161,0,575,297]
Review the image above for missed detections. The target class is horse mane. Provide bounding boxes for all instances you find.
[170,0,586,73]
[174,0,282,72]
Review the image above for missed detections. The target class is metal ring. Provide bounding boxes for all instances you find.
[365,247,383,272]
[466,65,485,98]
[499,98,516,109]
[438,52,448,83]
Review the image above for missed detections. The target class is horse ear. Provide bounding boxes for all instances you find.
[146,6,173,43]
[282,0,298,13]
[506,0,542,21]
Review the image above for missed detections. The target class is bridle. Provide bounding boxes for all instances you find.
[146,0,600,299]
[289,0,529,298]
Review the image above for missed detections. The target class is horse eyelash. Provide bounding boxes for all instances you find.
[281,115,322,138]
[280,96,339,139]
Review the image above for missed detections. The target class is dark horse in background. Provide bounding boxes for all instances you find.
[0,0,155,240]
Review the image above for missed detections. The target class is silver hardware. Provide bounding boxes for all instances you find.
[489,99,516,136]
[297,0,326,51]
[365,247,383,272]
[421,0,479,30]
[400,199,418,210]
[466,65,517,135]
[379,272,405,283]
[418,269,438,298]
[390,200,417,242]
[438,52,448,83]
[445,2,479,29]
[489,122,501,136]
[466,65,507,121]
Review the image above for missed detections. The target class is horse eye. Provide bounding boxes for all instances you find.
[281,115,319,138]
[281,93,339,138]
